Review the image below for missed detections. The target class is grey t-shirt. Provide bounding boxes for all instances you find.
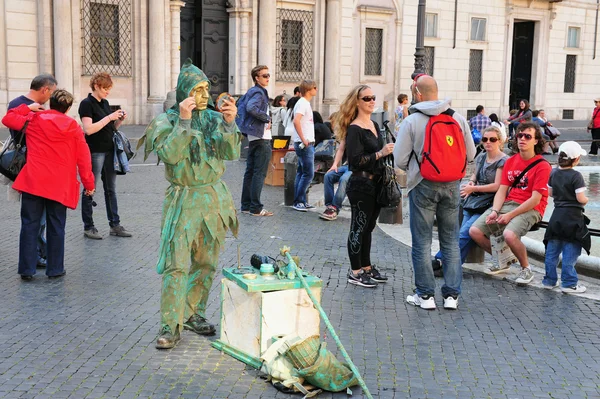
[548,168,586,209]
[474,152,508,185]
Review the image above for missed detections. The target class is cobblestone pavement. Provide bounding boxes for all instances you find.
[1,145,600,398]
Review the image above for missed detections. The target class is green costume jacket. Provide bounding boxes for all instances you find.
[141,62,241,274]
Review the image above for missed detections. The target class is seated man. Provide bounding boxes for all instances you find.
[320,140,351,221]
[469,122,551,285]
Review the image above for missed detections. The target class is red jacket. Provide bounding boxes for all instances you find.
[2,104,95,209]
[592,106,600,129]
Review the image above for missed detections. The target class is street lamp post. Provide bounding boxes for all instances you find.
[412,0,426,80]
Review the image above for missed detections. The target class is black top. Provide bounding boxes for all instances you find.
[7,95,34,144]
[548,168,585,210]
[346,122,384,174]
[79,93,115,153]
[314,122,333,147]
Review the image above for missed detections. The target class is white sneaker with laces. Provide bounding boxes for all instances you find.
[514,267,534,284]
[406,294,436,310]
[443,296,458,310]
[561,284,586,294]
[542,281,559,289]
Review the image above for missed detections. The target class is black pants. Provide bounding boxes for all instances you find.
[347,189,381,271]
[590,128,600,155]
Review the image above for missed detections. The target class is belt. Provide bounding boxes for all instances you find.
[352,171,378,180]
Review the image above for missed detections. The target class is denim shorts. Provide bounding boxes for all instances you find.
[471,201,541,238]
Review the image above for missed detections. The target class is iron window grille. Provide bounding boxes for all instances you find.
[425,13,438,38]
[364,28,383,76]
[466,110,477,119]
[424,46,435,76]
[81,0,132,76]
[468,50,483,91]
[470,18,486,41]
[276,9,314,82]
[564,55,576,93]
[562,109,574,119]
[567,27,580,48]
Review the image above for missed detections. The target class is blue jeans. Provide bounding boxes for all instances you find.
[543,240,582,288]
[293,142,315,205]
[324,165,351,210]
[241,139,271,213]
[434,209,480,265]
[409,179,462,297]
[19,193,67,277]
[37,210,47,261]
[81,151,120,230]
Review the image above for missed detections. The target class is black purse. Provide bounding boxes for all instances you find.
[377,156,401,208]
[0,121,29,181]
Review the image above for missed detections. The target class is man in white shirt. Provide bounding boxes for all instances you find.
[291,80,317,211]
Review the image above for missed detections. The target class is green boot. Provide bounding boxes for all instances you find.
[183,314,216,336]
[156,326,181,349]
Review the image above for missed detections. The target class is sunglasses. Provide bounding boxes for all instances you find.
[260,73,270,78]
[516,133,533,140]
[481,137,499,143]
[360,96,376,102]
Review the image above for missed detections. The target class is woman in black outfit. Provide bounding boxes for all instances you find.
[332,85,394,288]
[79,72,132,239]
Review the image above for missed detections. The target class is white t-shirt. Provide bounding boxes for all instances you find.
[291,97,314,143]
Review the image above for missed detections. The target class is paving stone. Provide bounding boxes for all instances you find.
[0,145,599,398]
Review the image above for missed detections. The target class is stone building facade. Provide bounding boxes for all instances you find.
[0,0,598,124]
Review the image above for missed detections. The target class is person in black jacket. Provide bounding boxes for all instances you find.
[79,72,132,239]
[332,85,393,288]
[313,111,332,147]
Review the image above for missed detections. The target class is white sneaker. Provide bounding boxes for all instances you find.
[485,264,511,275]
[542,281,559,289]
[443,296,458,310]
[406,294,436,310]
[561,284,587,294]
[514,267,534,284]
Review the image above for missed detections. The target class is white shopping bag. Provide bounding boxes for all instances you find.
[490,227,518,269]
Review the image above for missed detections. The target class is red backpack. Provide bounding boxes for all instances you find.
[415,109,467,182]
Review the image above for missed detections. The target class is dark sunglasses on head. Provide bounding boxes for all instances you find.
[260,73,270,78]
[481,137,499,143]
[360,96,376,102]
[516,132,533,140]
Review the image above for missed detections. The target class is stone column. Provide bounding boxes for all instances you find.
[322,0,341,115]
[53,0,74,93]
[258,0,276,95]
[148,0,167,111]
[169,1,185,90]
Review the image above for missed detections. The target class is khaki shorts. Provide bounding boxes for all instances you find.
[471,201,542,239]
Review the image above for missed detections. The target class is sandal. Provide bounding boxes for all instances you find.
[252,209,274,216]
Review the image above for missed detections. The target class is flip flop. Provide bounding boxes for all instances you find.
[252,209,274,216]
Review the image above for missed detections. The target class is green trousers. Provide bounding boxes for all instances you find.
[160,222,225,334]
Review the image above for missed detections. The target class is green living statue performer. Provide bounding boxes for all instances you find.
[140,60,241,349]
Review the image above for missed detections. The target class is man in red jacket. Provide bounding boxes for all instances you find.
[2,90,95,280]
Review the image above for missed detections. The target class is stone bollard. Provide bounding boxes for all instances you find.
[283,151,297,206]
[378,168,407,224]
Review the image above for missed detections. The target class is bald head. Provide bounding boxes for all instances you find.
[414,75,438,101]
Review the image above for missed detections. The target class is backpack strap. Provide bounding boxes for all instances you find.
[510,158,547,188]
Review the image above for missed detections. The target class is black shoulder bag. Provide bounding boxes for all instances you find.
[0,121,29,181]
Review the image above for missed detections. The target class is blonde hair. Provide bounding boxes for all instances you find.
[332,85,370,142]
[299,80,316,96]
[482,125,505,144]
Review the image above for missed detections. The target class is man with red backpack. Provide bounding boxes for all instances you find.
[394,74,476,310]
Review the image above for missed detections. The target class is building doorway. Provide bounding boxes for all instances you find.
[509,21,535,109]
[180,0,229,97]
